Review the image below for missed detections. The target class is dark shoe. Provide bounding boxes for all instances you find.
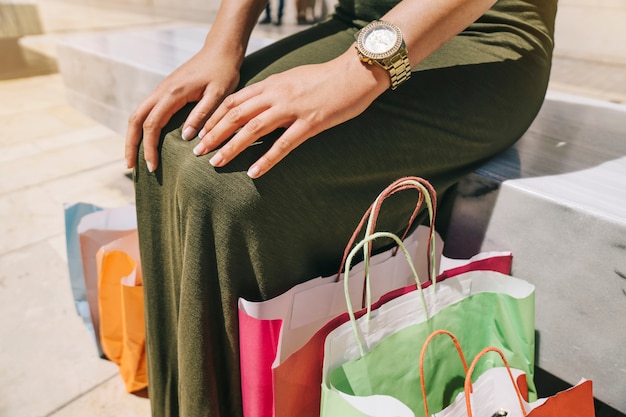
[274,17,282,26]
[297,16,314,25]
[259,16,272,24]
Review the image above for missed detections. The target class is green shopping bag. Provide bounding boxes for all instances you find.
[320,232,535,417]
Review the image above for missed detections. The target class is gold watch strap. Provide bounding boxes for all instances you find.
[384,47,412,90]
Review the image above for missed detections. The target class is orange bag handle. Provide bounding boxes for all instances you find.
[419,329,469,417]
[464,347,528,417]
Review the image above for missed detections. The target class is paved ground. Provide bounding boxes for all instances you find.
[0,0,624,416]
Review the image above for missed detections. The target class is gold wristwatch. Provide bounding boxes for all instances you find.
[355,20,412,90]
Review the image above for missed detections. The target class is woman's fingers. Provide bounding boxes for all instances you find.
[194,97,315,179]
[125,96,157,169]
[188,69,331,177]
[199,82,264,137]
[246,120,310,178]
[125,90,187,171]
[181,84,236,141]
[193,86,274,158]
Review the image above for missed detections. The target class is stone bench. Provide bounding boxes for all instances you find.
[56,25,626,413]
[0,0,43,39]
[444,93,626,413]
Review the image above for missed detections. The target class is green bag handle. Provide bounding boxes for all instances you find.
[464,347,528,417]
[419,329,470,417]
[343,231,429,357]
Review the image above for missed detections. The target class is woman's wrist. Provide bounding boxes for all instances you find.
[340,45,393,98]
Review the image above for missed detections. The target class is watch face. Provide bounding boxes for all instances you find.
[357,21,403,60]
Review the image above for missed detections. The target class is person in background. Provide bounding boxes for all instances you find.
[259,0,284,25]
[296,0,317,24]
[124,0,557,415]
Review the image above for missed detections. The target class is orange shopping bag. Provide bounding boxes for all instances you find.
[96,230,148,393]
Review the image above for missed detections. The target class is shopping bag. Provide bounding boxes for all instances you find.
[240,177,442,417]
[320,231,536,417]
[429,345,595,417]
[268,249,513,417]
[97,230,148,393]
[76,205,137,358]
[64,202,104,354]
[419,329,527,417]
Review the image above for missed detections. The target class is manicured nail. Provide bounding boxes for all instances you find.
[198,128,206,139]
[146,161,154,173]
[193,143,204,156]
[182,126,197,141]
[209,153,223,167]
[247,165,261,179]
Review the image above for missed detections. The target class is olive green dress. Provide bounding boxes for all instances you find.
[134,0,557,415]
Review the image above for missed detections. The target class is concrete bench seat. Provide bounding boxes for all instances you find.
[57,26,626,413]
[444,93,626,412]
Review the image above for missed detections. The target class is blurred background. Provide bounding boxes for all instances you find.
[0,0,624,416]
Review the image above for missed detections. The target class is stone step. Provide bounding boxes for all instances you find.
[0,0,43,39]
[56,25,275,135]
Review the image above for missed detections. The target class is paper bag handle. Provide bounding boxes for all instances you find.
[339,177,438,314]
[464,347,528,417]
[343,231,428,357]
[362,178,437,305]
[419,329,469,417]
[360,179,437,315]
[336,176,437,285]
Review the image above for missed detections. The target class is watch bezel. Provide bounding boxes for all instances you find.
[356,20,404,61]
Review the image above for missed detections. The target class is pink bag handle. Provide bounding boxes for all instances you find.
[336,176,438,285]
[464,347,528,417]
[419,330,469,417]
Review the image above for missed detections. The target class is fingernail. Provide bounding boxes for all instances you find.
[193,143,204,156]
[209,153,223,167]
[182,126,197,141]
[247,165,261,179]
[146,161,154,173]
[198,128,206,139]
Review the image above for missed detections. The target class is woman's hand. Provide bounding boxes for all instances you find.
[124,48,242,172]
[192,49,390,178]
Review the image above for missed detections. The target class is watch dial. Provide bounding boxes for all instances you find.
[363,27,397,54]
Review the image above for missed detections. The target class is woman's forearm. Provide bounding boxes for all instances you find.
[202,0,269,68]
[383,0,497,67]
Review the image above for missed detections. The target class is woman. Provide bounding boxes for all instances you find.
[125,0,557,415]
